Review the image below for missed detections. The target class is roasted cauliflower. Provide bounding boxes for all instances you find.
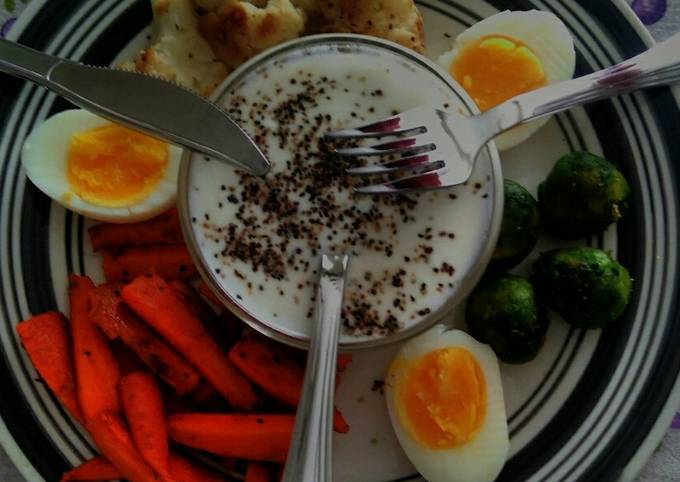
[197,0,306,70]
[130,0,230,96]
[314,0,426,53]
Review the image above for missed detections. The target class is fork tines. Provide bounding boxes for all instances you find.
[325,108,447,194]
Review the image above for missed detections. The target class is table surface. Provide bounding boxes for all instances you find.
[1,0,679,481]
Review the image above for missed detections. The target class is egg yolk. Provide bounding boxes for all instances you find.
[451,35,547,112]
[395,347,487,449]
[67,125,169,207]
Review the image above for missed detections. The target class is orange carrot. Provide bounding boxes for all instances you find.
[89,283,201,395]
[337,354,353,373]
[168,414,294,462]
[69,274,120,423]
[110,341,147,376]
[197,281,223,307]
[120,372,170,477]
[190,382,221,409]
[122,275,257,409]
[60,456,122,482]
[333,409,350,434]
[170,281,239,349]
[169,453,226,482]
[89,208,183,251]
[228,337,302,407]
[87,412,161,482]
[16,311,82,423]
[245,463,275,482]
[228,336,349,432]
[102,245,197,282]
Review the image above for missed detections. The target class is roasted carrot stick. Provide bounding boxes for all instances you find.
[122,275,257,409]
[190,382,222,410]
[168,413,294,462]
[245,463,275,482]
[87,411,161,482]
[102,245,197,282]
[169,281,232,348]
[89,283,201,395]
[337,354,353,373]
[120,372,170,477]
[16,311,82,423]
[89,208,183,251]
[170,454,226,482]
[60,456,122,482]
[228,336,349,432]
[228,337,302,407]
[69,274,120,423]
[197,281,223,307]
[110,341,147,376]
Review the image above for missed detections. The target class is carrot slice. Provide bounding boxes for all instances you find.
[87,412,161,482]
[122,275,257,409]
[60,456,122,482]
[168,414,294,462]
[228,337,302,407]
[89,283,201,395]
[89,208,183,251]
[102,245,197,282]
[228,336,349,432]
[69,274,120,423]
[170,454,226,482]
[16,311,82,423]
[120,372,170,477]
[245,463,275,482]
[197,281,223,307]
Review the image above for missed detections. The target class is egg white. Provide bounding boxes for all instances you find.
[386,327,509,482]
[438,10,576,151]
[21,109,182,223]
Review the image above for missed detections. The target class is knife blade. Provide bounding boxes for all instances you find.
[0,39,270,176]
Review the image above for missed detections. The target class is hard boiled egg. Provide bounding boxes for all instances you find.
[386,327,509,482]
[22,109,182,223]
[439,10,576,150]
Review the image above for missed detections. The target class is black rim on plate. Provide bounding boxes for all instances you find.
[0,1,678,481]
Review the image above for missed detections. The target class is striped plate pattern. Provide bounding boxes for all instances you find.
[0,0,678,481]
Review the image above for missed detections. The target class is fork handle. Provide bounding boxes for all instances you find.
[485,31,680,135]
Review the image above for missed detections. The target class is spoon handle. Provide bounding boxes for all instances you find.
[282,253,350,482]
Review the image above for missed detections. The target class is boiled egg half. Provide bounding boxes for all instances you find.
[22,109,182,223]
[439,10,576,150]
[386,327,509,482]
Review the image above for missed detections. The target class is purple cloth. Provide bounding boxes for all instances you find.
[0,17,16,37]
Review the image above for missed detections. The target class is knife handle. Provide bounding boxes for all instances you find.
[0,38,63,84]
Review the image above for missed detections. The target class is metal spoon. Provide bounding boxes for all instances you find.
[282,253,350,482]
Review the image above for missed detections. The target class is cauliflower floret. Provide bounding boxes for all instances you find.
[197,0,306,70]
[131,0,230,96]
[320,0,425,53]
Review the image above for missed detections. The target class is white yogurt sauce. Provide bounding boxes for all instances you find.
[187,43,496,342]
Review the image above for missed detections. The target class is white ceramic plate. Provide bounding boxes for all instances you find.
[1,1,679,481]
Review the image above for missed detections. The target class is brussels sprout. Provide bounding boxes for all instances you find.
[531,247,632,328]
[466,273,548,364]
[490,179,540,271]
[538,151,631,239]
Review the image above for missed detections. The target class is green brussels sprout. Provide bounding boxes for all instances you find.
[531,247,632,328]
[538,151,631,239]
[466,273,548,364]
[490,179,540,271]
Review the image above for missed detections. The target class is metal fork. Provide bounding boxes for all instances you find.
[327,31,680,194]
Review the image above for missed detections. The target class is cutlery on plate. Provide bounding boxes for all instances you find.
[0,39,270,176]
[327,31,680,194]
[282,253,350,482]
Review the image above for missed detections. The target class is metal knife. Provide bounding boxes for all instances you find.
[0,38,270,176]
